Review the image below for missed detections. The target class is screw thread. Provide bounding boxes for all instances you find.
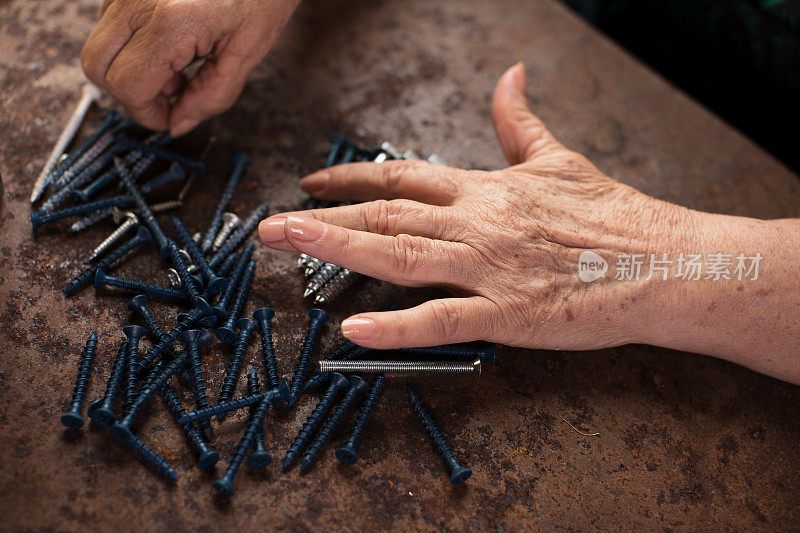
[172,217,224,293]
[214,396,270,496]
[68,332,98,411]
[214,244,254,314]
[218,260,256,336]
[77,146,146,201]
[165,241,203,304]
[304,263,342,296]
[289,310,329,399]
[64,230,150,296]
[303,257,325,277]
[161,384,213,460]
[123,333,144,412]
[92,340,128,417]
[319,359,480,374]
[297,253,311,269]
[128,296,166,339]
[283,378,344,468]
[136,311,200,373]
[201,154,250,254]
[313,269,359,305]
[51,111,123,189]
[124,433,178,481]
[89,215,138,261]
[66,207,116,233]
[34,194,132,229]
[218,327,255,404]
[344,374,385,450]
[140,163,185,195]
[302,380,366,469]
[247,369,269,463]
[178,389,277,424]
[255,311,279,390]
[398,344,496,364]
[408,388,456,461]
[208,201,270,269]
[97,271,190,303]
[118,351,188,430]
[116,135,204,173]
[185,343,212,438]
[116,156,170,254]
[304,345,371,391]
[212,213,242,252]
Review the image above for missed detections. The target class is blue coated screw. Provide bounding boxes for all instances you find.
[201,251,237,302]
[165,240,207,308]
[207,202,270,269]
[122,325,147,412]
[73,145,155,202]
[38,148,119,215]
[282,372,348,471]
[300,375,369,471]
[135,302,212,373]
[215,260,256,343]
[161,384,219,469]
[217,318,258,407]
[31,194,133,231]
[177,382,290,425]
[110,351,189,443]
[88,340,127,427]
[119,432,179,481]
[94,269,190,303]
[246,368,272,468]
[60,331,98,429]
[324,135,346,168]
[398,344,496,365]
[213,395,272,497]
[336,375,385,464]
[199,153,250,254]
[64,226,153,296]
[408,387,472,485]
[253,307,279,391]
[51,111,125,190]
[211,243,254,322]
[181,329,214,441]
[127,295,165,339]
[115,135,205,174]
[116,156,171,256]
[288,308,330,404]
[304,344,373,392]
[171,217,227,294]
[140,163,185,195]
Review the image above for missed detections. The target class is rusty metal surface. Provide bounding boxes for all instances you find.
[2,0,800,530]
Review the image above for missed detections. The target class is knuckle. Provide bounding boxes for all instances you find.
[428,300,464,339]
[390,233,426,277]
[363,200,393,235]
[382,160,418,193]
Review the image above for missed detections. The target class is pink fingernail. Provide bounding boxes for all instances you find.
[286,216,326,241]
[258,217,288,243]
[341,317,377,340]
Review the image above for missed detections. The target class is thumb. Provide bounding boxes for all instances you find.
[491,63,561,165]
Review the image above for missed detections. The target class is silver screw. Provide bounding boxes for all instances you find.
[313,268,359,305]
[167,268,182,289]
[304,257,326,278]
[211,212,242,252]
[88,212,138,262]
[31,83,102,203]
[297,253,312,269]
[319,358,481,375]
[304,263,342,298]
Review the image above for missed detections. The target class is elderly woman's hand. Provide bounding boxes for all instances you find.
[259,64,800,385]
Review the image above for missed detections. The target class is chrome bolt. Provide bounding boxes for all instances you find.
[88,212,138,262]
[318,358,481,375]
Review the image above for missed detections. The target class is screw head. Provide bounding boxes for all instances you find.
[30,211,43,232]
[478,345,496,365]
[109,423,133,443]
[135,226,153,244]
[334,446,358,465]
[123,324,147,341]
[247,451,272,469]
[198,450,220,469]
[210,306,228,323]
[350,375,370,395]
[181,329,212,347]
[93,268,109,288]
[88,407,116,427]
[212,478,234,497]
[236,318,258,337]
[252,307,275,323]
[192,299,212,320]
[215,326,237,344]
[308,308,330,323]
[205,276,227,295]
[127,294,148,314]
[60,411,84,429]
[449,464,472,485]
[166,269,182,289]
[329,372,349,391]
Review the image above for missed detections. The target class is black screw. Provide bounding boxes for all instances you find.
[178,382,291,425]
[64,226,153,296]
[246,368,272,468]
[215,260,256,343]
[122,325,147,412]
[140,162,185,195]
[288,308,330,404]
[116,156,171,256]
[218,318,258,407]
[253,307,279,391]
[115,135,205,174]
[165,240,208,308]
[304,344,373,392]
[211,243,254,323]
[171,216,227,294]
[300,375,369,471]
[181,329,214,441]
[200,153,250,254]
[408,387,472,485]
[42,147,120,213]
[127,295,165,339]
[207,201,270,269]
[282,373,348,471]
[336,375,385,464]
[31,194,133,232]
[94,269,190,303]
[135,302,212,374]
[50,110,124,189]
[119,432,179,482]
[88,340,128,427]
[60,331,98,429]
[110,351,189,444]
[161,384,219,469]
[398,344,497,365]
[76,140,160,202]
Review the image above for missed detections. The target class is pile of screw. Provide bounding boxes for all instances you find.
[37,86,491,495]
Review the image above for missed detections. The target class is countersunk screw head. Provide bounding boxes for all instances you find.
[180,329,213,347]
[328,372,349,390]
[123,324,147,342]
[252,307,275,322]
[60,411,84,429]
[126,294,148,314]
[334,446,358,465]
[308,308,330,323]
[236,317,258,337]
[199,450,221,470]
[450,464,473,485]
[135,225,154,245]
[215,325,237,345]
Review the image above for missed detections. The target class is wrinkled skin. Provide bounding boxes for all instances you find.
[81,0,300,136]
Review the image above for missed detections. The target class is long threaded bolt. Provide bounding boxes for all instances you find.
[88,212,138,262]
[181,329,214,441]
[215,260,256,343]
[165,240,207,308]
[171,217,226,294]
[200,153,250,254]
[94,269,190,303]
[397,344,497,365]
[115,135,205,174]
[51,111,125,190]
[30,193,132,231]
[110,351,189,443]
[135,303,212,374]
[253,308,279,390]
[303,263,343,298]
[212,212,243,253]
[408,387,472,485]
[119,432,179,482]
[127,295,165,339]
[288,308,330,403]
[304,345,373,392]
[303,257,325,278]
[207,201,270,269]
[60,331,98,429]
[161,384,219,469]
[336,375,385,464]
[300,375,369,471]
[87,340,128,427]
[177,382,290,425]
[313,269,360,305]
[246,368,272,468]
[122,325,147,412]
[213,395,272,497]
[116,156,171,256]
[218,318,258,406]
[31,83,102,203]
[319,359,482,375]
[282,373,348,471]
[211,243,254,321]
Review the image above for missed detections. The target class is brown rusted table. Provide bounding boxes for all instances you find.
[2,0,799,530]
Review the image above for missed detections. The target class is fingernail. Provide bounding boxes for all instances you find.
[285,216,326,241]
[300,172,329,194]
[341,317,377,340]
[258,217,287,243]
[170,118,198,137]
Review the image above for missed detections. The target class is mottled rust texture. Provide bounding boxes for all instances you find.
[2,0,800,531]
